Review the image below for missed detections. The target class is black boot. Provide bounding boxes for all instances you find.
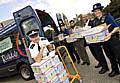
[81,62,90,65]
[108,71,120,77]
[99,67,109,74]
[81,62,86,65]
[86,62,90,65]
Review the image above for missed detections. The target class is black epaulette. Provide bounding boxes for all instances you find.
[41,38,47,40]
[47,52,49,56]
[30,44,35,49]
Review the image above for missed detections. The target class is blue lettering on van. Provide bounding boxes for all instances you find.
[1,51,18,63]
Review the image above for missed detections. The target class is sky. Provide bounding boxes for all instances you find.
[0,0,110,23]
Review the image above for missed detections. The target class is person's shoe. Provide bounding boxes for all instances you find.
[108,71,120,77]
[99,68,109,74]
[86,62,90,66]
[77,60,80,64]
[81,62,90,65]
[95,63,101,68]
[81,62,86,65]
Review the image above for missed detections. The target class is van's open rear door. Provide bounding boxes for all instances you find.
[13,6,44,64]
[35,9,59,34]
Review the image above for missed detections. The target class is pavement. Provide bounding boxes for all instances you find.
[73,47,120,83]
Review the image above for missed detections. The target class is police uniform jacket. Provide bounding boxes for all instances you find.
[29,37,50,58]
[88,13,119,38]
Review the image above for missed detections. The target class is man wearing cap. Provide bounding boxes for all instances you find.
[60,23,81,64]
[88,3,119,77]
[27,29,54,63]
[69,20,90,65]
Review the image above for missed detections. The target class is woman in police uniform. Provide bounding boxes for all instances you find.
[88,3,119,77]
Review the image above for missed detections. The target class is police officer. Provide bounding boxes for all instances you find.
[27,29,54,63]
[88,3,119,77]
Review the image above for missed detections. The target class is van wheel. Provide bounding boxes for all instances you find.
[19,64,34,80]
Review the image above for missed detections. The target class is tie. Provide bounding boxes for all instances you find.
[37,43,41,52]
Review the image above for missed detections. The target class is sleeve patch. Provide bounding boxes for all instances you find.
[30,44,35,49]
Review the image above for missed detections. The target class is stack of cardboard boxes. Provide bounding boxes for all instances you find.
[31,55,69,83]
[82,23,110,44]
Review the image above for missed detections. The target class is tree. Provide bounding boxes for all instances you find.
[104,0,120,19]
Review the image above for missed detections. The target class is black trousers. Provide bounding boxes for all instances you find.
[65,42,80,61]
[89,37,119,72]
[105,36,120,68]
[111,40,120,65]
[89,43,108,69]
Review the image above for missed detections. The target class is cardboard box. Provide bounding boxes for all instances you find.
[66,34,77,43]
[58,69,68,82]
[81,23,110,44]
[31,58,52,74]
[58,34,65,41]
[82,23,109,36]
[49,76,60,83]
[34,68,56,82]
[73,31,83,38]
[48,51,55,57]
[73,27,85,38]
[54,62,64,74]
[51,55,60,66]
[62,77,70,83]
[85,29,108,44]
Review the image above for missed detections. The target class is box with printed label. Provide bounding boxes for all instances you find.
[58,34,65,41]
[54,62,64,74]
[48,76,60,83]
[85,29,108,44]
[62,77,70,83]
[66,34,77,43]
[74,31,83,38]
[73,27,85,38]
[34,68,56,82]
[82,23,110,44]
[51,55,60,66]
[31,58,52,74]
[58,69,68,82]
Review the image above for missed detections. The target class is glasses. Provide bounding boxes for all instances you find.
[29,33,39,38]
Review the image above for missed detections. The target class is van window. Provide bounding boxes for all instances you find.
[22,17,39,34]
[0,33,18,64]
[0,37,13,53]
[0,33,16,53]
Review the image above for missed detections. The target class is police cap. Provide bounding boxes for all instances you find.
[27,29,39,37]
[92,3,104,12]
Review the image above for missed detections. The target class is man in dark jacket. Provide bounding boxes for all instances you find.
[60,23,81,64]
